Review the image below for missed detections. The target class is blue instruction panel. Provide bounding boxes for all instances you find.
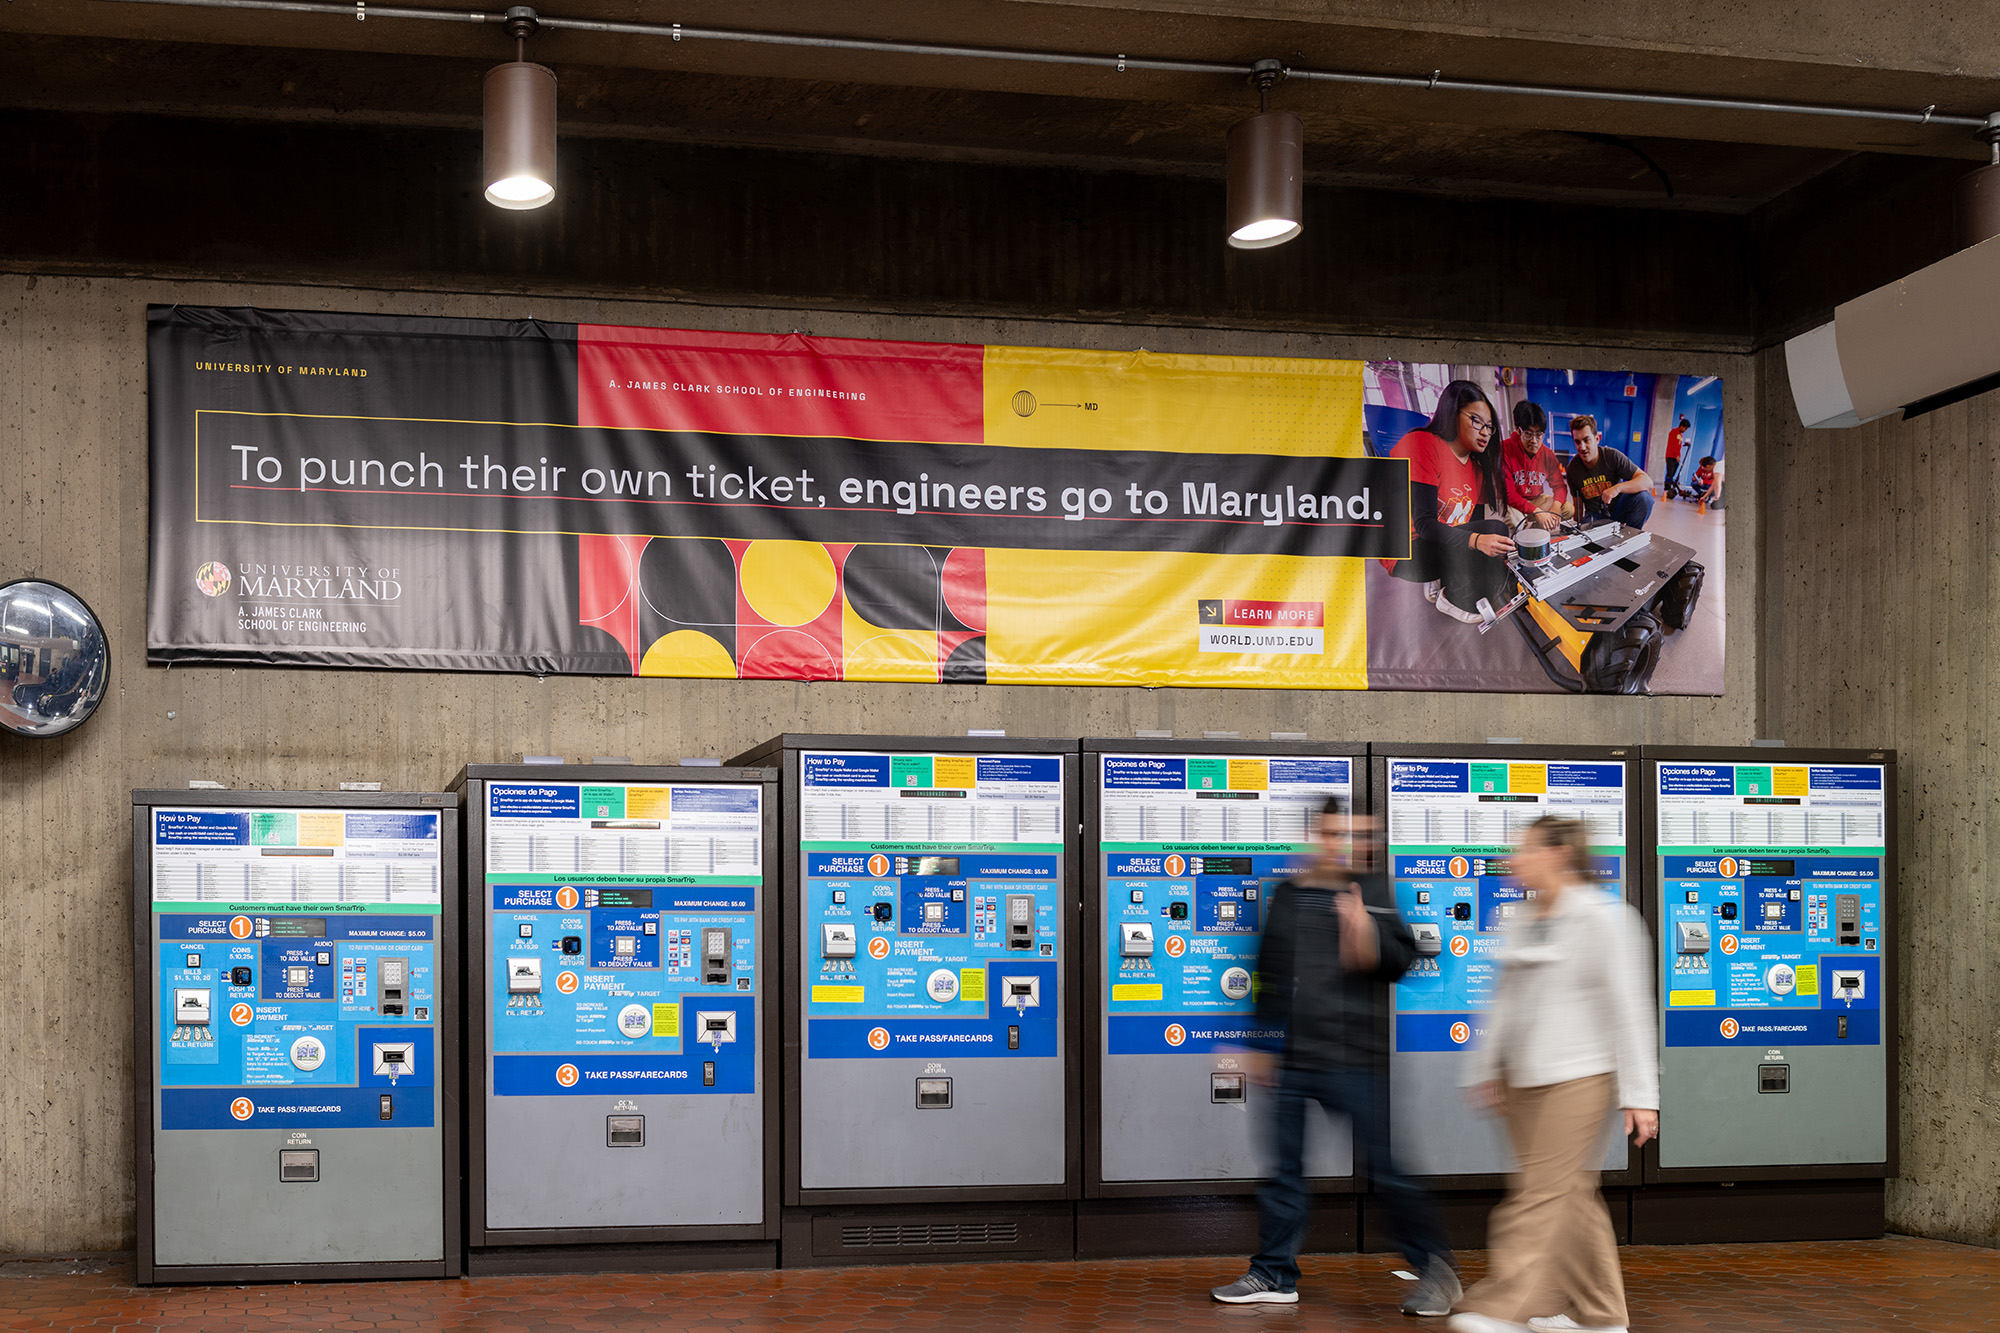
[484,782,763,1096]
[150,807,443,1129]
[801,751,1064,1059]
[1655,762,1886,1048]
[1096,753,1351,1054]
[1385,759,1628,1053]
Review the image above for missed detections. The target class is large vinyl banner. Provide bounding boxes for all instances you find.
[148,307,1725,693]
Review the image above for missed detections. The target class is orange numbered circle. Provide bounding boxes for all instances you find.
[1164,1023,1187,1047]
[1719,935,1739,955]
[555,971,581,994]
[867,1027,891,1051]
[1163,934,1187,958]
[1449,1022,1472,1045]
[228,1097,255,1121]
[1164,855,1187,877]
[1719,1018,1740,1040]
[228,915,254,940]
[1449,935,1471,957]
[867,854,891,878]
[555,886,580,910]
[867,936,891,960]
[229,1003,254,1027]
[555,1063,580,1087]
[1448,856,1470,879]
[1718,857,1740,879]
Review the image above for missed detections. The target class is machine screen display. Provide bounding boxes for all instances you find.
[1385,759,1628,1052]
[150,806,443,1128]
[1655,763,1885,1048]
[800,751,1063,1058]
[484,782,762,1097]
[1097,754,1351,1054]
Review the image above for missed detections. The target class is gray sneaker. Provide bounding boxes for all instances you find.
[1212,1272,1300,1304]
[1401,1256,1463,1317]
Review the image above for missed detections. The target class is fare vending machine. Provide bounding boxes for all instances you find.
[1374,746,1637,1193]
[730,735,1079,1267]
[1640,748,1896,1202]
[132,789,458,1284]
[456,765,779,1269]
[1081,740,1364,1233]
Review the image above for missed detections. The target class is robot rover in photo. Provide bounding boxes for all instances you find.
[1474,519,1705,694]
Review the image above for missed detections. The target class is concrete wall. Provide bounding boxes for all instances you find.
[1758,346,2000,1248]
[0,271,1756,1254]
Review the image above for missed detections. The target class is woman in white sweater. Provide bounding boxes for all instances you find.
[1448,816,1659,1333]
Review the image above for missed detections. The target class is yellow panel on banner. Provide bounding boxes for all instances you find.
[979,347,1371,687]
[983,346,1369,457]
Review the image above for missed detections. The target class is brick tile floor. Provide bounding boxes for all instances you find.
[0,1237,1995,1331]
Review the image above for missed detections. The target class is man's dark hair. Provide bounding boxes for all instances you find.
[1698,455,1715,467]
[1513,400,1548,433]
[1679,416,1691,427]
[1319,794,1350,820]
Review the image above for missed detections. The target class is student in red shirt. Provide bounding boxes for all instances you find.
[1386,380,1517,624]
[1691,455,1719,504]
[1499,400,1572,531]
[1663,416,1690,493]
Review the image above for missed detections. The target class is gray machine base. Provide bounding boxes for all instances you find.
[1658,1046,1887,1170]
[1391,1052,1625,1179]
[800,1055,1064,1192]
[484,1090,763,1231]
[1100,1052,1352,1184]
[153,1125,443,1268]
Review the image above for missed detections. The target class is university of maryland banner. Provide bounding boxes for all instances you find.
[146,307,1726,693]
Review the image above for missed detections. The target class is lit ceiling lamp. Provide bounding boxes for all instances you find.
[484,6,557,210]
[1225,59,1302,249]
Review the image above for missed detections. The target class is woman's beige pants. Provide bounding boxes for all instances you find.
[1456,1072,1628,1328]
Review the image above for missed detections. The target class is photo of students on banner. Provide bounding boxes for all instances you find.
[1362,363,1725,695]
[146,308,1723,695]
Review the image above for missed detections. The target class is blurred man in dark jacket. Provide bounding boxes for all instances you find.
[1211,797,1457,1313]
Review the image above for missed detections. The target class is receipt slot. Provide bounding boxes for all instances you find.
[1375,745,1638,1193]
[133,789,458,1284]
[456,764,778,1270]
[730,735,1080,1267]
[1639,747,1896,1213]
[1081,739,1364,1255]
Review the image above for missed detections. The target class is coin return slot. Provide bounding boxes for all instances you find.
[606,1115,645,1147]
[279,1149,319,1183]
[916,1077,952,1109]
[1211,1073,1247,1104]
[1758,1063,1790,1094]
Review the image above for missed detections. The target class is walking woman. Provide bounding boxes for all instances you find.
[1384,380,1519,624]
[1448,817,1658,1333]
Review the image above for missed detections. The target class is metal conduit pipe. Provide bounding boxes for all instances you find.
[98,0,1994,136]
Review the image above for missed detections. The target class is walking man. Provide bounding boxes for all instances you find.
[1212,797,1459,1313]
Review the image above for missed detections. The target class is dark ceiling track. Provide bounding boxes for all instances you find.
[98,0,1994,143]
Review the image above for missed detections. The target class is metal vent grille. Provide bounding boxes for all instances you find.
[840,1221,1021,1250]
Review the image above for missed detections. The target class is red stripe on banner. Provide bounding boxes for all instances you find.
[577,326,985,443]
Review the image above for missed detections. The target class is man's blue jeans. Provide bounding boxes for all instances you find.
[1589,488,1654,530]
[1250,1063,1451,1291]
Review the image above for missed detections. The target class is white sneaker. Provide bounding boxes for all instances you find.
[1423,580,1443,603]
[1434,593,1484,624]
[1448,1315,1530,1332]
[1529,1317,1627,1332]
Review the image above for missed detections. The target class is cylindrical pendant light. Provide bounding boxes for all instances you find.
[1226,112,1303,248]
[484,8,556,210]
